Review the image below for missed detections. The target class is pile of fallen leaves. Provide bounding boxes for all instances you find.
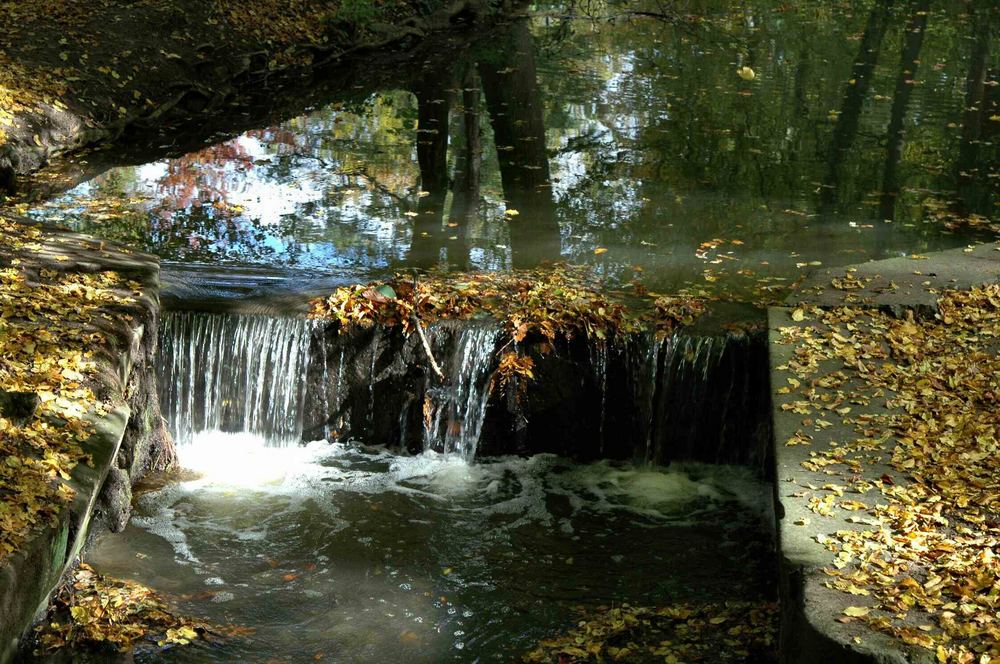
[34,563,220,653]
[522,601,778,663]
[778,282,1000,662]
[0,216,138,561]
[309,265,703,342]
[653,295,707,335]
[309,266,706,387]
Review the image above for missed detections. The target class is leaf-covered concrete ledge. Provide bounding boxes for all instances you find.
[0,215,174,662]
[773,284,1000,662]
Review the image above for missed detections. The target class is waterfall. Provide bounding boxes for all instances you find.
[643,335,666,460]
[159,311,313,446]
[589,339,608,455]
[422,325,500,460]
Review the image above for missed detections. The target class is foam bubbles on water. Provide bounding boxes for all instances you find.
[134,431,765,573]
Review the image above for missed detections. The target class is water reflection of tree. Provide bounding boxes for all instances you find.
[535,0,998,261]
[42,1,1000,279]
[956,0,1000,216]
[155,142,256,212]
[879,0,930,222]
[478,19,561,267]
[404,18,563,269]
[821,0,894,214]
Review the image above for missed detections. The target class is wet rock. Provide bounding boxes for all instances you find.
[302,317,772,469]
[95,467,132,534]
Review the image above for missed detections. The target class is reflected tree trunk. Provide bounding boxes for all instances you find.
[955,1,993,214]
[821,0,894,212]
[879,0,930,221]
[408,73,454,268]
[478,19,561,267]
[447,66,483,270]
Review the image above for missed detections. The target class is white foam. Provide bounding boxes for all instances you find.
[133,431,765,571]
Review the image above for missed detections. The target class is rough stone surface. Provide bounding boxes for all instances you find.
[792,241,1000,317]
[0,220,173,663]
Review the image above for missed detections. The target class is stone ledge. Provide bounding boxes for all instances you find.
[769,307,931,664]
[0,219,171,663]
[771,241,1000,663]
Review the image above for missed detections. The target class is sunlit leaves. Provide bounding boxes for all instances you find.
[0,216,138,562]
[34,563,230,654]
[779,284,1000,661]
[523,601,778,663]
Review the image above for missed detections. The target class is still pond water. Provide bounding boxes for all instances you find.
[27,0,999,303]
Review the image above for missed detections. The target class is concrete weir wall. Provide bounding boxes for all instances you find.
[0,221,173,663]
[300,313,773,469]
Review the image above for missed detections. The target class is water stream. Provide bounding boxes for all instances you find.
[84,437,773,663]
[159,312,313,446]
[422,325,501,460]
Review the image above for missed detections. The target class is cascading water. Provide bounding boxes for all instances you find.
[159,311,313,446]
[422,325,500,460]
[589,339,609,455]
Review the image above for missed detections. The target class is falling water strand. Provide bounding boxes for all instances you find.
[319,334,331,441]
[590,339,608,455]
[661,335,720,384]
[159,312,313,446]
[644,335,666,460]
[367,330,380,428]
[335,348,346,410]
[423,326,500,460]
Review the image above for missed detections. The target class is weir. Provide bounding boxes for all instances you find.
[155,310,770,468]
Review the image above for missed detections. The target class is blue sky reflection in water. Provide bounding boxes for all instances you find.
[26,0,1000,302]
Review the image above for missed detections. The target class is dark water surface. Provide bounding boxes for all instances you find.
[80,439,773,663]
[25,0,1000,303]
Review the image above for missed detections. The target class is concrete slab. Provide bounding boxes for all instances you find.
[769,307,935,664]
[771,240,1000,662]
[791,242,1000,316]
